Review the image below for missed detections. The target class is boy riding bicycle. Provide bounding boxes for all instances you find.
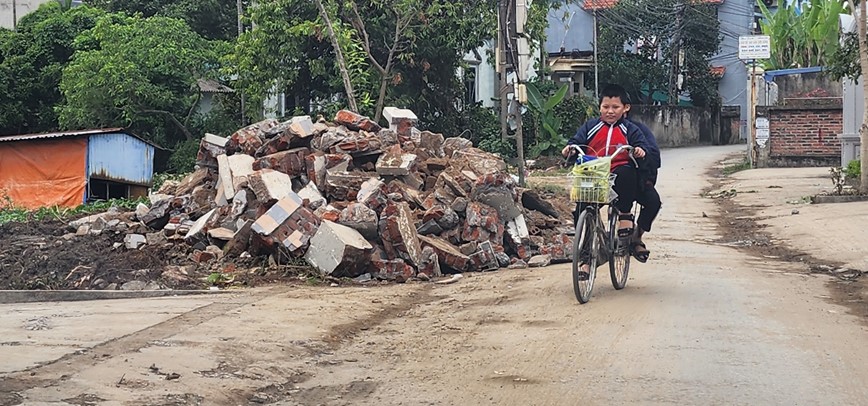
[561,84,650,276]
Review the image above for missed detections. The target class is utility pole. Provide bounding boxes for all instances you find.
[12,0,17,31]
[237,0,247,126]
[593,9,599,100]
[748,60,757,166]
[498,0,509,146]
[668,2,686,105]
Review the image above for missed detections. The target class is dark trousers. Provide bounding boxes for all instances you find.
[636,181,661,233]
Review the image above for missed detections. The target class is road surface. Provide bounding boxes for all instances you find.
[2,145,867,405]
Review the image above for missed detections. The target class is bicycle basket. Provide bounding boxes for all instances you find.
[568,157,616,203]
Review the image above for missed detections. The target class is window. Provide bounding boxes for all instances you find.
[89,179,130,201]
[464,65,478,106]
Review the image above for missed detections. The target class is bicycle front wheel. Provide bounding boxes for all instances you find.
[608,209,631,290]
[572,210,598,303]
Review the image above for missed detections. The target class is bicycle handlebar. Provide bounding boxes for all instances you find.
[564,144,639,167]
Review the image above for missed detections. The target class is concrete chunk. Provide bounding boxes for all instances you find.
[528,254,552,268]
[298,182,327,210]
[471,172,522,221]
[208,227,235,241]
[217,154,236,200]
[305,220,373,278]
[338,203,379,240]
[124,234,147,249]
[185,209,217,243]
[228,154,256,192]
[376,145,417,176]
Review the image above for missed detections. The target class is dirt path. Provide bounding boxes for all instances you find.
[3,145,868,405]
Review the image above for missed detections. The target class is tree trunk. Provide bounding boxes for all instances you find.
[313,0,358,113]
[857,0,868,193]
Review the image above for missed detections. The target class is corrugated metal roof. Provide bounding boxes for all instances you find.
[197,79,235,93]
[0,128,165,149]
[583,0,722,10]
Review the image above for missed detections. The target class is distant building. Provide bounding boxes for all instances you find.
[0,0,82,30]
[0,128,160,209]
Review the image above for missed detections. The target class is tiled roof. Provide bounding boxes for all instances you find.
[711,66,726,76]
[583,0,723,11]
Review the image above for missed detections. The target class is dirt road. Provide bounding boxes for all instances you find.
[3,145,868,405]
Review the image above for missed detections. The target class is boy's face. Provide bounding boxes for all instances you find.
[600,96,627,124]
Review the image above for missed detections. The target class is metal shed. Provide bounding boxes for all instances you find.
[0,128,160,209]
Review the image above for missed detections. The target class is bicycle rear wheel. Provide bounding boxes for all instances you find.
[608,209,631,290]
[572,210,598,303]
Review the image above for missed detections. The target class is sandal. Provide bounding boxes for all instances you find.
[616,214,634,256]
[576,263,590,281]
[632,241,650,263]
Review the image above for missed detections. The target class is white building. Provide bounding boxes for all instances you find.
[0,0,82,30]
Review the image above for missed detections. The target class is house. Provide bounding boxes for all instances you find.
[0,128,160,209]
[0,0,82,30]
[196,79,235,116]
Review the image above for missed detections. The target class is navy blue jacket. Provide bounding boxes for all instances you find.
[625,119,660,185]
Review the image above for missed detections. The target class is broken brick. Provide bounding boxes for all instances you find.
[197,134,228,167]
[462,202,503,247]
[418,235,470,272]
[371,258,415,282]
[325,170,377,202]
[251,192,321,256]
[357,178,390,213]
[338,203,379,240]
[442,137,473,159]
[335,110,381,132]
[379,202,424,267]
[256,116,315,156]
[423,206,460,231]
[305,152,352,188]
[537,234,573,263]
[253,147,309,177]
[417,246,442,278]
[418,131,445,158]
[331,133,382,155]
[469,240,500,271]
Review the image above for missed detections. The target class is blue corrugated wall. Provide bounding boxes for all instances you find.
[86,133,154,186]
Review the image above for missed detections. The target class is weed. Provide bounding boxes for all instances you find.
[723,159,751,175]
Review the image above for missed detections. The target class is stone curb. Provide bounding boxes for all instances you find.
[0,290,228,304]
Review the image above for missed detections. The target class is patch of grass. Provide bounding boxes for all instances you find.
[532,183,567,195]
[0,195,148,226]
[529,167,571,177]
[723,159,751,175]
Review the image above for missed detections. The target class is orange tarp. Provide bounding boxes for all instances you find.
[0,138,87,209]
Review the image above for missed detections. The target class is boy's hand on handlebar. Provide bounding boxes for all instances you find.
[633,147,646,158]
[561,145,573,157]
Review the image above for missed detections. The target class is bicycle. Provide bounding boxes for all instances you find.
[566,144,637,304]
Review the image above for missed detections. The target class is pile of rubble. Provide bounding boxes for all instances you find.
[122,108,574,282]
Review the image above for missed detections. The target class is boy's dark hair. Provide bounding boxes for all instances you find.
[600,84,631,105]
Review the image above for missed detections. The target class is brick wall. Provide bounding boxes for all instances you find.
[756,98,842,167]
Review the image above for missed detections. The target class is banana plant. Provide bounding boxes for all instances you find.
[758,0,846,70]
[526,82,569,158]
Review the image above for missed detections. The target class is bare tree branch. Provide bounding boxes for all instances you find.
[140,109,195,141]
[314,0,359,112]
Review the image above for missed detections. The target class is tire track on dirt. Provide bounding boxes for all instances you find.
[0,293,262,398]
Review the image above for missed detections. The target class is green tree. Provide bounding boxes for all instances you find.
[0,3,105,135]
[227,0,494,130]
[58,14,227,149]
[86,0,242,40]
